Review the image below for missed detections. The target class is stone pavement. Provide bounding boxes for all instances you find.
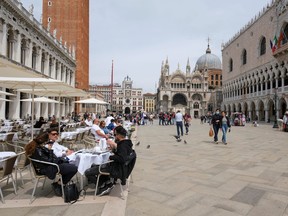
[1,121,288,216]
[126,120,288,216]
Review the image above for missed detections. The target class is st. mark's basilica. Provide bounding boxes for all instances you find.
[156,44,222,117]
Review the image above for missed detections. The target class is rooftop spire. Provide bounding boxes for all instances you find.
[206,37,211,54]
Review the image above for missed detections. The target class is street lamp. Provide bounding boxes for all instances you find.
[273,88,279,128]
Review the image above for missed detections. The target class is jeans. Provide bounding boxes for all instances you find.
[213,124,220,142]
[221,124,228,143]
[176,121,183,137]
[185,123,189,134]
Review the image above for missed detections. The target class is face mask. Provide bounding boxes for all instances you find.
[216,112,219,115]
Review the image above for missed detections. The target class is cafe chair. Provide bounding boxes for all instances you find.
[0,155,18,204]
[28,157,64,204]
[15,152,32,189]
[94,150,137,199]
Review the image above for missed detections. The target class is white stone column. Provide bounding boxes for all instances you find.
[55,98,60,118]
[50,101,55,117]
[34,102,41,119]
[42,102,48,119]
[14,31,21,62]
[43,53,49,76]
[51,58,56,78]
[21,94,31,119]
[36,48,42,72]
[0,92,6,119]
[26,40,32,67]
[0,20,7,56]
[265,109,269,123]
[8,91,20,119]
[67,70,70,85]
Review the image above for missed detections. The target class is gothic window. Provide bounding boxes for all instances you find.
[20,39,26,65]
[193,102,199,109]
[282,24,288,45]
[259,37,266,56]
[48,1,52,6]
[7,30,14,59]
[32,47,37,69]
[41,53,45,73]
[49,58,53,77]
[229,58,233,72]
[242,49,247,65]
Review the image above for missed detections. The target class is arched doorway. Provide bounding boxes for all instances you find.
[258,100,265,121]
[172,94,187,106]
[172,93,187,114]
[279,98,287,119]
[267,98,274,122]
[251,101,256,121]
[243,102,248,116]
[124,107,130,114]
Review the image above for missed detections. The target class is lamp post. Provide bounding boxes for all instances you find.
[273,88,279,128]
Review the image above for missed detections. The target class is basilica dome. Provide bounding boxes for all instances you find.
[195,46,222,71]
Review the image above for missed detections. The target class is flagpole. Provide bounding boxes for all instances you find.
[111,60,114,109]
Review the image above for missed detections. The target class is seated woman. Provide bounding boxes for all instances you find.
[99,120,110,134]
[25,132,78,197]
[84,126,135,196]
[49,117,59,128]
[34,116,46,128]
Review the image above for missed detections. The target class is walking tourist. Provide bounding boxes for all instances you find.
[211,109,222,144]
[175,110,184,139]
[220,111,231,145]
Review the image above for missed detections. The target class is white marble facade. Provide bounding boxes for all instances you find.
[222,0,288,122]
[0,0,76,120]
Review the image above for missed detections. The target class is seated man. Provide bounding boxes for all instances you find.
[85,116,93,127]
[45,128,73,158]
[91,119,109,140]
[84,126,135,196]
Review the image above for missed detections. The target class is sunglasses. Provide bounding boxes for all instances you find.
[50,133,59,136]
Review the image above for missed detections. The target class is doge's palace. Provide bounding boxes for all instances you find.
[222,0,288,122]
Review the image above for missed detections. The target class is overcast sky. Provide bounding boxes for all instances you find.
[22,0,270,93]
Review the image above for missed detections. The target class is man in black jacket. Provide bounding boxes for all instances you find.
[210,109,222,144]
[84,126,135,196]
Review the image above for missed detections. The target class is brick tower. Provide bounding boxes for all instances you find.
[42,0,89,91]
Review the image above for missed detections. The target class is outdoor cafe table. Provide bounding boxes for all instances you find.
[0,132,18,141]
[68,150,111,189]
[61,131,78,140]
[0,151,16,168]
[0,126,13,132]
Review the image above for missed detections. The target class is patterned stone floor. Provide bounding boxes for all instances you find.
[126,120,288,216]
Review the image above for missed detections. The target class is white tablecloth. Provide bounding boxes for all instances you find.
[61,132,78,140]
[3,121,14,126]
[75,127,91,133]
[0,151,16,168]
[0,132,18,141]
[0,126,14,132]
[68,151,110,175]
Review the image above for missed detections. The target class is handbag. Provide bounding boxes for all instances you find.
[64,181,80,204]
[209,127,214,137]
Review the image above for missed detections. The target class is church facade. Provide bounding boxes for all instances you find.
[156,45,222,117]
